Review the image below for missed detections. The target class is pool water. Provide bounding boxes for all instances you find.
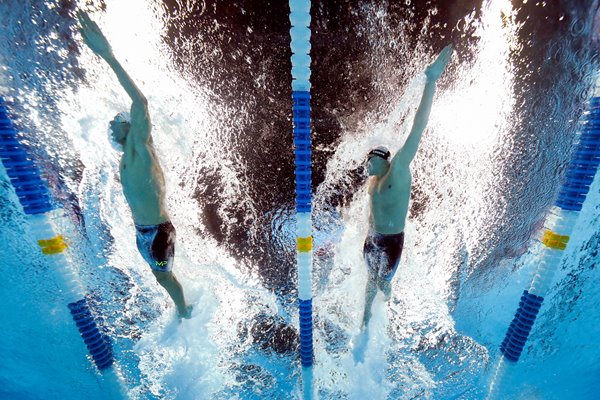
[1,1,600,399]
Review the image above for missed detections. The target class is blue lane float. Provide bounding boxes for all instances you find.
[0,102,53,215]
[489,96,600,398]
[298,298,313,366]
[69,299,113,370]
[294,91,312,215]
[0,96,113,371]
[499,290,544,362]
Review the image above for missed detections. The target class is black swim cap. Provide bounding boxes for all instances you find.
[367,146,391,161]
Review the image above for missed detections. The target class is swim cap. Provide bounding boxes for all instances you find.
[113,111,130,124]
[367,145,391,161]
[109,111,131,151]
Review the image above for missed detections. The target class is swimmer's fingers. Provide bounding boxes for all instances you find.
[434,44,453,68]
[77,11,92,31]
[77,11,93,42]
[76,10,85,24]
[439,44,453,66]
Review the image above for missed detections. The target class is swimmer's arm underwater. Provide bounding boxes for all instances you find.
[78,11,151,144]
[392,45,453,169]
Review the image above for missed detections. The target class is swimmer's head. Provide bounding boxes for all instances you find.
[109,112,131,148]
[366,145,391,176]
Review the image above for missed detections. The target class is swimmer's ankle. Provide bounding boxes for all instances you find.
[178,304,193,320]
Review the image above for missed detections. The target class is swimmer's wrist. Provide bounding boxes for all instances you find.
[425,74,437,84]
[424,67,438,83]
[100,48,115,60]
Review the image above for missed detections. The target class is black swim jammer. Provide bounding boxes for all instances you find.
[135,221,176,272]
[363,230,405,281]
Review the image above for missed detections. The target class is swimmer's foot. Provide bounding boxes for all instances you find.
[352,329,369,364]
[178,304,193,321]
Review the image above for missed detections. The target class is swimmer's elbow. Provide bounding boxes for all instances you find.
[134,96,148,111]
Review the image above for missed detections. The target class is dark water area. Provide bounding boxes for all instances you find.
[156,0,490,296]
[159,0,296,294]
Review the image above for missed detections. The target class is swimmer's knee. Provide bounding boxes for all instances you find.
[378,278,391,293]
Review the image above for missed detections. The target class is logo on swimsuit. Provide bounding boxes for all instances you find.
[155,260,168,267]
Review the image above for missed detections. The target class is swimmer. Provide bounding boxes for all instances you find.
[78,11,192,319]
[361,45,453,329]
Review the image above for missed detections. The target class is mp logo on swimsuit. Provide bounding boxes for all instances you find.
[155,260,168,267]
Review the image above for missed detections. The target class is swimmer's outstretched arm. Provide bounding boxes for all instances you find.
[392,45,452,168]
[78,11,150,142]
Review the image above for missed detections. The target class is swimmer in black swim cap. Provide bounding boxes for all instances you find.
[361,45,453,329]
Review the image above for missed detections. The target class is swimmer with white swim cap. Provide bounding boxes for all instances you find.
[78,11,192,320]
[361,45,453,329]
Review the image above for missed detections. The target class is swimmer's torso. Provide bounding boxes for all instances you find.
[120,136,169,226]
[369,164,411,234]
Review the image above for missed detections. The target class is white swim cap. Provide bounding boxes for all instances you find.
[113,111,130,124]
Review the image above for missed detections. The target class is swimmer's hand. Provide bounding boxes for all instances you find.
[425,44,453,82]
[77,11,113,59]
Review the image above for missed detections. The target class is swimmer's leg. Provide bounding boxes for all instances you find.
[361,275,377,329]
[152,270,192,319]
[378,278,392,302]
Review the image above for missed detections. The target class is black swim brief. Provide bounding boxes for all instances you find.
[134,221,176,272]
[363,230,405,281]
